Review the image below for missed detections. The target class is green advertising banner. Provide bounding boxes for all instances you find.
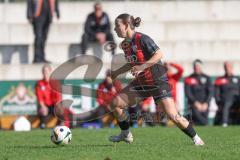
[0,81,37,115]
[0,78,220,125]
[0,79,104,115]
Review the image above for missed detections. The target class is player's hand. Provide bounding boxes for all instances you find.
[194,101,201,111]
[201,103,208,112]
[131,64,146,76]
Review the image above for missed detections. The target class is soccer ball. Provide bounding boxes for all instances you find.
[51,126,72,145]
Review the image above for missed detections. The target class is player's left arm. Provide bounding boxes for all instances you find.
[131,35,163,75]
[142,49,163,68]
[131,49,163,76]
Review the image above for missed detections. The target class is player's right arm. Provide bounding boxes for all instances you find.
[111,63,132,80]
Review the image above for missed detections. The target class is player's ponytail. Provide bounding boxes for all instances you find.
[133,17,141,27]
[116,13,141,30]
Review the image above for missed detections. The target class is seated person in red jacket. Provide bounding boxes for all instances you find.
[35,64,62,129]
[96,69,122,127]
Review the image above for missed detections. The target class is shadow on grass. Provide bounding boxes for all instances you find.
[7,144,114,149]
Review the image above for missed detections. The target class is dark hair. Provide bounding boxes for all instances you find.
[42,64,51,73]
[94,2,101,9]
[116,13,141,29]
[193,59,203,67]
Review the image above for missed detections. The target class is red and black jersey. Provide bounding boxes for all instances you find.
[214,75,240,105]
[35,79,61,107]
[121,32,167,86]
[184,73,213,104]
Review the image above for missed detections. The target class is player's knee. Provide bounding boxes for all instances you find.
[110,96,126,109]
[169,113,182,125]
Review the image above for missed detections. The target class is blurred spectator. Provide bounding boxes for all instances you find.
[80,2,115,58]
[214,62,240,127]
[27,0,60,63]
[35,64,62,129]
[96,69,122,127]
[165,62,184,102]
[184,59,213,125]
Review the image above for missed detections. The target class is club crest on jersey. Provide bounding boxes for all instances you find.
[125,55,138,63]
[200,77,207,84]
[132,45,137,53]
[121,40,131,50]
[41,86,46,91]
[161,90,168,96]
[232,78,238,84]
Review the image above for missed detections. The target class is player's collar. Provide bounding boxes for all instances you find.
[125,32,136,42]
[130,32,137,41]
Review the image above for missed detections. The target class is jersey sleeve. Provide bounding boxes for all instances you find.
[140,34,159,56]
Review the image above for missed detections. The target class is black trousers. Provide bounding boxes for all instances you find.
[215,99,240,125]
[80,32,115,55]
[189,104,208,125]
[32,18,51,62]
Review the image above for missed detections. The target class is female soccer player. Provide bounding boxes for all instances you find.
[108,13,204,146]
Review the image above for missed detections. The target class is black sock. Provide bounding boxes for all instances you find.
[181,123,196,138]
[40,115,47,125]
[118,120,130,130]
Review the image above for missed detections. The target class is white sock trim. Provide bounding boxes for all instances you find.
[121,129,130,135]
[193,134,200,141]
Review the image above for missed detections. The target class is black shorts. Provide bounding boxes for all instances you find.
[129,77,172,104]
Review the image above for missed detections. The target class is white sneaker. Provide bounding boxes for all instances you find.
[193,135,205,146]
[109,131,133,143]
[222,123,228,127]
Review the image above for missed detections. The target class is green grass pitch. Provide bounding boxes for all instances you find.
[0,126,239,160]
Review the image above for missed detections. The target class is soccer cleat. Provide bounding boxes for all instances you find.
[193,135,205,146]
[40,123,46,129]
[222,123,228,127]
[109,131,133,143]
